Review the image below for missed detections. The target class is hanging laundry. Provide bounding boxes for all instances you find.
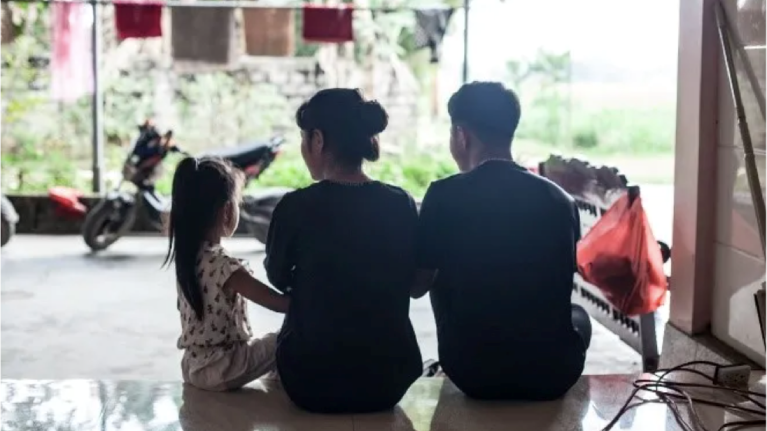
[302,4,354,43]
[243,8,295,56]
[414,8,454,63]
[114,0,163,41]
[51,1,93,102]
[171,7,236,68]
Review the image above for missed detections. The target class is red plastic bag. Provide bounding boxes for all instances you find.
[576,193,667,316]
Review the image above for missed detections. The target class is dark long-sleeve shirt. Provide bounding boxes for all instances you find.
[264,180,422,412]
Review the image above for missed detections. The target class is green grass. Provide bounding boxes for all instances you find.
[1,139,674,199]
[2,87,678,196]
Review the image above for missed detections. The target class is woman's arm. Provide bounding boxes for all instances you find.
[225,268,290,313]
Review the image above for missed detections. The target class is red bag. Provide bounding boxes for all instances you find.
[576,193,667,316]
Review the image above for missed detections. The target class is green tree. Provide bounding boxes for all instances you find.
[510,49,572,146]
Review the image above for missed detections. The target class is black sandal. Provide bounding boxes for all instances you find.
[422,359,441,377]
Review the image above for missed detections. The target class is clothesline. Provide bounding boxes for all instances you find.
[0,0,463,11]
[1,0,470,193]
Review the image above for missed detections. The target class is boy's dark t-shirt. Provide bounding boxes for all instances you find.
[417,160,585,398]
[264,181,422,412]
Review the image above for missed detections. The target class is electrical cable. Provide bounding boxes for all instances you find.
[717,420,765,431]
[599,380,700,431]
[656,360,721,381]
[633,379,766,410]
[600,361,765,431]
[650,364,766,411]
[632,381,764,430]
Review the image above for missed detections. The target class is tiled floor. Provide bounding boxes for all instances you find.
[2,374,763,431]
[1,236,642,381]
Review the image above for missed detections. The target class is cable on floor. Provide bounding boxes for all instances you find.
[600,360,765,431]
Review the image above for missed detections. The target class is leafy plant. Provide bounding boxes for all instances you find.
[507,50,572,147]
[573,128,599,149]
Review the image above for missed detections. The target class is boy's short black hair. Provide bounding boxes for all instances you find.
[447,82,521,149]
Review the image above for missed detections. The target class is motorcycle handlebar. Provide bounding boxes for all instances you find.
[170,146,193,158]
[171,133,285,159]
[270,135,286,148]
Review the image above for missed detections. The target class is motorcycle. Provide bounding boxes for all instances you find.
[82,122,290,252]
[1,194,19,247]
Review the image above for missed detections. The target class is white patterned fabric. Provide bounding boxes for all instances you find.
[176,242,277,391]
[176,243,252,351]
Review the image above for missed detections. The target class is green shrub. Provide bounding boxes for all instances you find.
[129,147,457,199]
[251,148,458,199]
[568,106,675,155]
[254,155,313,190]
[572,128,599,149]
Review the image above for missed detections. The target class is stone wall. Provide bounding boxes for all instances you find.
[220,56,420,149]
[6,193,422,236]
[116,43,420,151]
[237,57,323,112]
[7,194,252,236]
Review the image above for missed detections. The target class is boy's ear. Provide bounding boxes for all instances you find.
[311,130,325,153]
[455,126,469,149]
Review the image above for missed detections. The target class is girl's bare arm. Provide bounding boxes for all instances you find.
[224,268,290,313]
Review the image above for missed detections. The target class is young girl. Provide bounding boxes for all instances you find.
[164,156,289,391]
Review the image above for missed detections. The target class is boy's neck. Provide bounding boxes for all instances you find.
[470,148,513,170]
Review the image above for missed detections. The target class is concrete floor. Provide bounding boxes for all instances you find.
[1,235,642,380]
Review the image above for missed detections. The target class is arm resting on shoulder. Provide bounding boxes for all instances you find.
[225,268,290,314]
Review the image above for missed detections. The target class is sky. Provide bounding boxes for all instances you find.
[438,0,681,89]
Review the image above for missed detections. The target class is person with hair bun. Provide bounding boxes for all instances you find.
[264,88,422,413]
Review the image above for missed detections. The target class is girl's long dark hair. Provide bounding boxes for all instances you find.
[163,157,241,320]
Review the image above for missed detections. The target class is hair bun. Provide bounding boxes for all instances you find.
[357,100,388,137]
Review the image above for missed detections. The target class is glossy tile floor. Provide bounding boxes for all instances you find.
[1,236,644,380]
[2,375,763,431]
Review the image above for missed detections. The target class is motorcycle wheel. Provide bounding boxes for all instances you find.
[252,222,270,245]
[1,217,14,247]
[241,198,276,246]
[82,200,136,252]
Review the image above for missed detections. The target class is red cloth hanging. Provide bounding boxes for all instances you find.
[114,0,163,41]
[302,4,354,43]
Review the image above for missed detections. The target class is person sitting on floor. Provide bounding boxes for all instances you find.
[264,88,423,414]
[413,81,592,400]
[165,157,289,392]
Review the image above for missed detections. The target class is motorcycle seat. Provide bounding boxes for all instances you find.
[48,187,87,216]
[203,141,272,169]
[245,187,293,201]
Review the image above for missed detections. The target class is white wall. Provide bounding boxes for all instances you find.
[711,0,766,364]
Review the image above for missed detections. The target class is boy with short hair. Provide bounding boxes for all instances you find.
[415,82,591,400]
